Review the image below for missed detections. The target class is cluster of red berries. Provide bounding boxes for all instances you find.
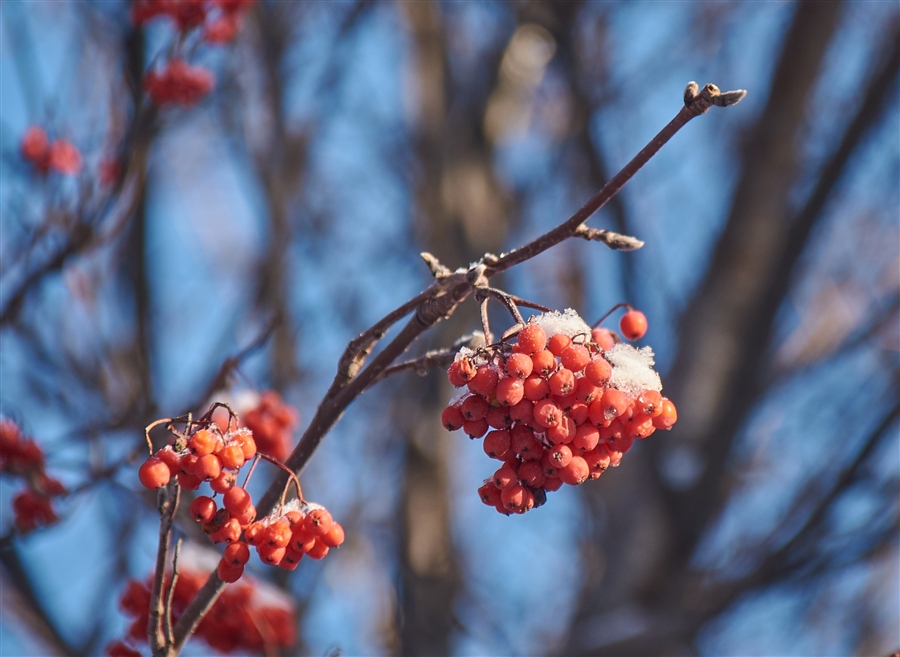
[135,0,255,107]
[0,418,66,533]
[192,497,345,582]
[143,60,216,107]
[239,391,298,462]
[132,0,255,43]
[139,405,342,581]
[139,423,256,493]
[19,126,83,176]
[441,309,677,515]
[108,563,295,655]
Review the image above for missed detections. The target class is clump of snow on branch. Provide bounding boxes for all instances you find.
[607,344,663,395]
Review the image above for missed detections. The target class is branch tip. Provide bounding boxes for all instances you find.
[684,81,747,115]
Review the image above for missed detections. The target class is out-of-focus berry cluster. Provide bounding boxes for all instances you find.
[108,558,296,655]
[19,126,83,176]
[0,418,66,532]
[134,0,256,106]
[441,309,677,515]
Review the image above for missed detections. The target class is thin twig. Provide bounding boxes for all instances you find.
[164,538,183,646]
[485,82,745,277]
[574,225,644,251]
[148,484,180,655]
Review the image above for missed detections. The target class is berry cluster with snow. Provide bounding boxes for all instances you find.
[441,309,677,515]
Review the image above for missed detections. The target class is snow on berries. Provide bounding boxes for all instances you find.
[442,309,677,515]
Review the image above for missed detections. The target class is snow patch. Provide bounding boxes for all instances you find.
[606,344,662,395]
[531,309,591,338]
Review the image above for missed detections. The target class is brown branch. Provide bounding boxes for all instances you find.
[148,485,180,656]
[484,82,745,277]
[376,332,483,381]
[573,225,644,251]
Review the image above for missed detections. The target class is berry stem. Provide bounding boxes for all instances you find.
[592,302,632,328]
[144,418,173,456]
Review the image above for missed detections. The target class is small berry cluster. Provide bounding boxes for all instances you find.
[135,0,255,107]
[205,499,345,582]
[239,391,298,462]
[0,418,66,532]
[109,562,296,655]
[143,60,216,108]
[441,309,677,515]
[139,422,256,493]
[19,126,83,176]
[132,0,255,43]
[139,404,342,582]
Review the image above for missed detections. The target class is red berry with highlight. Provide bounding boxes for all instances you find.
[620,309,648,341]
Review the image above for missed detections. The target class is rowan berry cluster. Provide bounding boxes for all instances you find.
[139,404,342,582]
[138,420,256,493]
[239,391,298,462]
[19,126,83,176]
[441,309,677,515]
[132,0,255,43]
[109,560,296,655]
[135,0,255,107]
[0,418,66,532]
[200,498,345,582]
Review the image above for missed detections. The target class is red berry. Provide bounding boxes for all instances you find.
[619,310,648,341]
[523,375,550,401]
[223,487,252,515]
[462,418,489,438]
[484,407,512,429]
[468,366,499,397]
[461,395,489,420]
[483,430,511,460]
[321,522,345,548]
[218,444,245,470]
[584,358,612,386]
[304,508,334,536]
[558,455,589,485]
[495,377,524,406]
[441,405,465,432]
[139,456,170,489]
[533,398,561,429]
[548,368,575,397]
[47,139,82,175]
[530,350,557,377]
[189,496,217,523]
[194,453,222,481]
[560,344,590,372]
[652,399,678,429]
[547,333,572,357]
[591,327,616,350]
[505,353,534,379]
[223,542,251,566]
[548,443,573,468]
[20,126,49,164]
[516,324,547,355]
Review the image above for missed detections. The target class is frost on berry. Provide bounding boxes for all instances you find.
[442,308,676,515]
